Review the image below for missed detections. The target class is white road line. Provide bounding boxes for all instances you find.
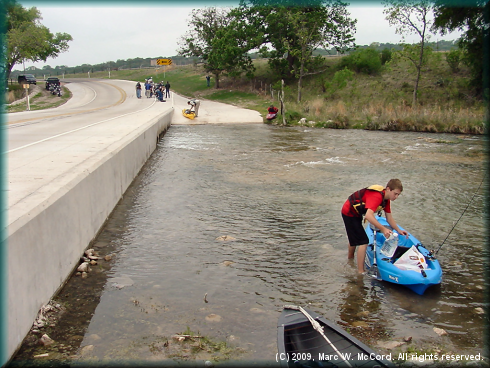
[7,83,107,129]
[6,99,158,154]
[76,83,98,107]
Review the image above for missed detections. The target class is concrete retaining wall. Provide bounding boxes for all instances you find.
[6,109,173,362]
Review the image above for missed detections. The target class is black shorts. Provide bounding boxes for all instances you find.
[342,213,369,247]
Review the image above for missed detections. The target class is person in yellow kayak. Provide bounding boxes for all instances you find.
[341,179,408,274]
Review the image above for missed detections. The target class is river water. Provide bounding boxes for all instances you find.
[13,124,487,365]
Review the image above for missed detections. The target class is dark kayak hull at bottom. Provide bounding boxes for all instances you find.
[277,305,396,367]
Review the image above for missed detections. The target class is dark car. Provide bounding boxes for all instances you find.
[18,74,37,85]
[46,77,60,90]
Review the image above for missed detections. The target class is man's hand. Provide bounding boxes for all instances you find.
[398,230,409,237]
[381,227,392,239]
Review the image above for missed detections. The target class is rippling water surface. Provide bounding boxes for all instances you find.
[30,125,489,363]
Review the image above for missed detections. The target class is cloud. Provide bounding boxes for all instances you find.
[19,5,197,69]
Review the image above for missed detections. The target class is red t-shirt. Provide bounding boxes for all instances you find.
[341,189,391,217]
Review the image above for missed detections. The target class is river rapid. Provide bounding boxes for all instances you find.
[13,124,487,365]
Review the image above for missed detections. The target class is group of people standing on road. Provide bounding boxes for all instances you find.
[135,77,202,118]
[135,78,201,117]
[135,78,171,102]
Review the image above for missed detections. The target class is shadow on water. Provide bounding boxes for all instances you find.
[10,125,486,365]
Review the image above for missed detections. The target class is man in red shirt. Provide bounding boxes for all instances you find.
[341,179,408,274]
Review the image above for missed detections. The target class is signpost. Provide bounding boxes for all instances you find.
[23,84,30,111]
[156,58,172,78]
[156,58,172,66]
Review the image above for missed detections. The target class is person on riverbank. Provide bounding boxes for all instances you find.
[135,82,142,99]
[267,105,279,120]
[341,179,408,274]
[188,98,201,117]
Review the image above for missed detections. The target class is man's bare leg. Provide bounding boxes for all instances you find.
[356,244,367,273]
[348,244,356,259]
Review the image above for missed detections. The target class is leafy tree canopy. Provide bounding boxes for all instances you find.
[5,0,73,78]
[178,7,254,88]
[178,0,356,88]
[235,0,356,80]
[432,0,489,96]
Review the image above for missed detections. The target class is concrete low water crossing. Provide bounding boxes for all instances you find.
[12,125,486,365]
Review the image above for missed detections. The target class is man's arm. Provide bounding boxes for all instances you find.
[365,209,391,238]
[385,212,408,236]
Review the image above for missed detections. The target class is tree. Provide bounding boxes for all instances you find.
[282,4,355,102]
[178,7,257,88]
[236,0,356,82]
[432,0,489,97]
[282,10,325,102]
[5,1,72,79]
[383,0,434,106]
[209,15,262,81]
[178,8,229,88]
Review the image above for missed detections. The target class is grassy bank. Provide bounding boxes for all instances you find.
[6,82,72,113]
[28,54,487,134]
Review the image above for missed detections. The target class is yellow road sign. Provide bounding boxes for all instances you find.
[156,58,172,66]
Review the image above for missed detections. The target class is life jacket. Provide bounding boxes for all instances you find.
[348,185,387,217]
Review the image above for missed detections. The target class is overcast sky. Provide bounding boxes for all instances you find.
[17,1,463,71]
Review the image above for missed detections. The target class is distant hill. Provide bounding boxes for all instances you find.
[10,39,458,80]
[313,39,459,56]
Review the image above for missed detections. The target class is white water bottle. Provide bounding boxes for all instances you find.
[381,232,398,257]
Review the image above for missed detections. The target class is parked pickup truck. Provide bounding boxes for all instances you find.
[18,74,37,85]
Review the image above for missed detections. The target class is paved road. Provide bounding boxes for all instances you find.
[7,79,168,148]
[7,78,263,149]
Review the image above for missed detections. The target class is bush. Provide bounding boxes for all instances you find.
[339,48,382,75]
[285,110,302,124]
[324,67,354,98]
[446,49,461,73]
[381,48,392,65]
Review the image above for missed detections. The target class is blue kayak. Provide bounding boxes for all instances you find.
[364,216,442,295]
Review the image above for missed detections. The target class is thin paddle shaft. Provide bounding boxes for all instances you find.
[369,226,381,280]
